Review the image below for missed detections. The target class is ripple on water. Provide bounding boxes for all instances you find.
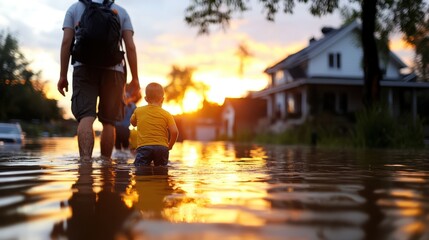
[0,139,429,240]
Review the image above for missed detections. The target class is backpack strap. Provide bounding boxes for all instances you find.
[103,0,114,7]
[79,0,113,7]
[78,0,91,7]
[72,0,91,65]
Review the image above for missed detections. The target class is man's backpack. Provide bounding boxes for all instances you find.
[71,0,124,67]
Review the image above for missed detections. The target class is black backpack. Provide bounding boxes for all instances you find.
[71,0,124,67]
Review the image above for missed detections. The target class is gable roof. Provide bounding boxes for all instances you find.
[265,20,407,74]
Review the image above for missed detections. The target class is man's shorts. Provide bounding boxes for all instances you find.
[134,145,169,166]
[72,66,125,125]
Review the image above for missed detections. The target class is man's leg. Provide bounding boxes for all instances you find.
[123,128,131,149]
[100,123,115,159]
[78,116,95,160]
[114,126,122,150]
[98,70,124,159]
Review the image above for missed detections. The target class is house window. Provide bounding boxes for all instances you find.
[336,53,341,68]
[275,70,284,80]
[322,92,336,113]
[287,96,295,113]
[328,52,341,69]
[339,93,348,114]
[329,54,334,68]
[274,70,285,85]
[287,93,302,114]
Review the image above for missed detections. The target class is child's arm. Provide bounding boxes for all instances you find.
[168,121,179,150]
[130,112,137,127]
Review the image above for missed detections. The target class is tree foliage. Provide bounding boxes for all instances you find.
[185,0,340,34]
[236,41,253,77]
[408,14,429,81]
[185,0,428,106]
[0,31,63,122]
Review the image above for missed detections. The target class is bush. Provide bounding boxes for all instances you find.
[254,114,354,147]
[353,105,424,149]
[253,107,425,149]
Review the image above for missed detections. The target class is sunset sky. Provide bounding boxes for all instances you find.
[0,0,414,118]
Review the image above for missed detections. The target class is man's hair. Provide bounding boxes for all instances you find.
[145,82,164,102]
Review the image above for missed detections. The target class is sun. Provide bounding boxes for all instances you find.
[162,73,269,115]
[183,90,204,112]
[163,89,204,115]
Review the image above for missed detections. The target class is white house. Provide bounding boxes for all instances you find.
[252,20,429,132]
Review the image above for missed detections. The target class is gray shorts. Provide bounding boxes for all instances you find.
[72,66,125,125]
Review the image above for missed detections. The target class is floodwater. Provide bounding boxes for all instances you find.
[0,138,428,240]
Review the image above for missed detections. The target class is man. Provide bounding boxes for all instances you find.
[57,0,140,160]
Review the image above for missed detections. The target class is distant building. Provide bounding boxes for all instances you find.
[176,101,222,141]
[220,98,267,139]
[193,118,219,141]
[252,20,429,132]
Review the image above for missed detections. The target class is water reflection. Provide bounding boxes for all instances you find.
[164,142,270,226]
[260,147,429,240]
[134,166,175,219]
[50,161,134,240]
[0,139,428,239]
[48,157,179,239]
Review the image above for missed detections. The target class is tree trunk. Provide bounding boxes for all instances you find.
[361,0,381,107]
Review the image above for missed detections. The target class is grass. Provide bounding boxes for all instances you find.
[253,106,425,149]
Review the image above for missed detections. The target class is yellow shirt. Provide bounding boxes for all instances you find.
[130,105,176,148]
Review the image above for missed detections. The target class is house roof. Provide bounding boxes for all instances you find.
[252,77,429,98]
[265,20,407,74]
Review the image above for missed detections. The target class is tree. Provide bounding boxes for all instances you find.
[185,0,428,107]
[164,65,208,112]
[0,31,63,121]
[409,14,429,81]
[236,41,253,77]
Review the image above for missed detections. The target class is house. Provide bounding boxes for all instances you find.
[252,20,429,132]
[176,115,220,141]
[220,98,267,139]
[176,101,222,141]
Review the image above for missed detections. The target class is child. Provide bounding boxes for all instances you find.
[130,82,179,166]
[114,84,141,153]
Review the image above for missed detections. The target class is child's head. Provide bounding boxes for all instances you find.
[145,82,164,104]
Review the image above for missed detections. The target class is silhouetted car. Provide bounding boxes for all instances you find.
[0,123,25,144]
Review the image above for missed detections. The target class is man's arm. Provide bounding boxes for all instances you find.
[122,30,140,95]
[57,28,74,96]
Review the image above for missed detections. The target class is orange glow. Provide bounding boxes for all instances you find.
[389,38,413,51]
[389,190,418,198]
[395,200,420,208]
[123,180,139,209]
[183,90,204,112]
[157,141,270,225]
[400,208,421,217]
[403,222,425,235]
